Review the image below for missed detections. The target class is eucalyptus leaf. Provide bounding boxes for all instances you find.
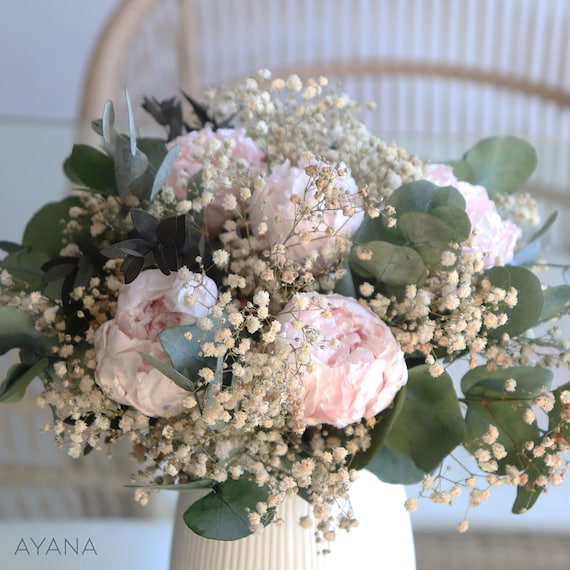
[354,213,396,245]
[0,358,49,403]
[114,135,150,201]
[461,365,553,399]
[548,381,570,440]
[446,159,476,183]
[102,99,117,151]
[383,365,464,472]
[462,368,548,482]
[349,387,407,470]
[538,285,570,322]
[150,144,181,201]
[386,181,466,219]
[366,444,426,485]
[512,482,543,514]
[91,100,117,154]
[140,352,195,391]
[0,241,24,254]
[397,212,454,247]
[464,399,540,474]
[349,241,427,287]
[429,205,472,243]
[137,138,169,171]
[130,210,160,242]
[125,87,137,156]
[461,136,537,196]
[0,248,49,292]
[484,265,543,338]
[159,323,218,379]
[183,479,274,540]
[0,306,55,357]
[397,212,466,266]
[121,256,145,284]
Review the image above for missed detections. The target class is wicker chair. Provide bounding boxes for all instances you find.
[81,0,570,140]
[80,0,570,247]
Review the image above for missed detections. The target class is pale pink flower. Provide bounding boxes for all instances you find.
[277,294,407,427]
[94,269,218,417]
[249,159,364,273]
[426,164,521,267]
[166,127,265,236]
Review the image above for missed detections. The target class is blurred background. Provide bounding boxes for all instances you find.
[1,1,570,568]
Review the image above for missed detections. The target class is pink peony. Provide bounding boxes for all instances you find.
[94,269,218,417]
[249,159,364,273]
[166,127,265,236]
[426,164,521,267]
[277,293,408,427]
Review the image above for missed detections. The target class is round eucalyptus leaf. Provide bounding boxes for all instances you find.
[183,479,274,541]
[365,445,426,485]
[386,181,466,217]
[396,212,456,266]
[446,159,476,183]
[484,266,543,338]
[384,365,464,473]
[461,365,553,399]
[462,136,537,196]
[1,248,49,292]
[464,399,540,474]
[349,241,427,286]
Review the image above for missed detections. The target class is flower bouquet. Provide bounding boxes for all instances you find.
[2,70,570,545]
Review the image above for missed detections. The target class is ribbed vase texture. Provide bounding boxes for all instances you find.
[169,470,416,570]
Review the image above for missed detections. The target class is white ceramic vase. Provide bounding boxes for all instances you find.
[169,470,416,570]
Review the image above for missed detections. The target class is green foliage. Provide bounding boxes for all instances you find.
[64,98,174,204]
[483,266,543,338]
[140,353,196,392]
[0,358,49,403]
[0,307,55,402]
[349,241,427,287]
[101,211,194,283]
[22,196,84,258]
[183,479,274,540]
[150,143,181,201]
[64,145,118,194]
[365,445,427,485]
[461,365,552,399]
[350,181,470,294]
[378,365,464,473]
[349,387,407,470]
[462,365,553,512]
[158,321,219,380]
[448,136,537,196]
[538,285,570,322]
[0,248,48,292]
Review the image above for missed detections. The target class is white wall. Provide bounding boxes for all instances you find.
[0,0,121,245]
[0,0,121,120]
